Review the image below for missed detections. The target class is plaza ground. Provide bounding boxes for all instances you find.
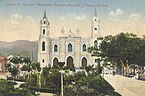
[104,74,145,96]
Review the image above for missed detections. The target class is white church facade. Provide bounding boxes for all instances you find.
[38,10,101,68]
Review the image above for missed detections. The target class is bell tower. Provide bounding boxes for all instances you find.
[91,8,101,48]
[38,11,50,68]
[90,8,101,68]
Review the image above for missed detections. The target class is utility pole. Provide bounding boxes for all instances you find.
[61,72,64,96]
[31,51,33,61]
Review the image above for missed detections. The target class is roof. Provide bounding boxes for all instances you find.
[64,29,76,37]
[43,10,47,19]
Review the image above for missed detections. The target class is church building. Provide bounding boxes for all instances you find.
[38,10,101,68]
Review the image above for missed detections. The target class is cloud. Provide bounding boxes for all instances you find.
[109,9,124,17]
[128,13,142,22]
[109,8,125,21]
[106,11,145,37]
[127,13,142,27]
[11,13,23,19]
[27,16,33,20]
[0,14,38,41]
[27,16,35,23]
[9,13,24,24]
[124,13,145,36]
[10,20,20,25]
[109,18,118,21]
[74,14,86,20]
[9,14,35,25]
[60,17,65,20]
[60,13,86,21]
[116,9,124,16]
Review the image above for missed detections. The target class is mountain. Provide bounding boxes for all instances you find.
[0,40,38,61]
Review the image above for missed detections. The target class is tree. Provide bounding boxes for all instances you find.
[7,55,23,78]
[31,62,41,72]
[20,64,32,79]
[85,65,94,73]
[10,56,23,65]
[64,71,121,96]
[6,62,18,83]
[97,33,145,76]
[21,57,32,79]
[10,66,19,78]
[0,79,38,96]
[23,57,31,65]
[58,62,65,69]
[87,32,145,76]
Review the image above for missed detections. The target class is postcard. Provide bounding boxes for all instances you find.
[0,0,145,96]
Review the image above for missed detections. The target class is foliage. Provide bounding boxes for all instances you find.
[20,67,61,94]
[6,63,11,72]
[21,65,31,72]
[0,79,37,96]
[69,64,76,72]
[85,65,94,72]
[88,32,145,75]
[23,57,31,64]
[31,62,41,72]
[74,71,86,81]
[19,65,120,96]
[58,62,65,69]
[10,66,19,77]
[96,63,103,74]
[10,56,22,64]
[0,79,14,94]
[87,46,100,57]
[64,71,120,96]
[100,33,145,66]
[6,65,19,80]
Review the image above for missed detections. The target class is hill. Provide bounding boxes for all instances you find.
[0,40,38,61]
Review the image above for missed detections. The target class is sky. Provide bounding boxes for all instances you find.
[0,0,145,42]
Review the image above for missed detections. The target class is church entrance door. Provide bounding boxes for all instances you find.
[53,58,58,67]
[82,57,87,69]
[67,56,73,69]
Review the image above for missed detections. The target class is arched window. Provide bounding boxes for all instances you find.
[94,40,97,48]
[42,41,45,51]
[82,44,87,51]
[82,57,87,69]
[42,59,45,63]
[68,43,72,52]
[54,44,58,52]
[67,56,73,69]
[53,58,59,66]
[43,29,45,34]
[44,21,45,24]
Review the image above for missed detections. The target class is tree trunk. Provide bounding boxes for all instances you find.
[13,76,15,90]
[120,59,125,76]
[133,64,135,75]
[122,66,124,76]
[126,63,129,77]
[28,72,30,80]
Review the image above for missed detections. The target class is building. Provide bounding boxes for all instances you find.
[0,54,7,74]
[38,10,101,68]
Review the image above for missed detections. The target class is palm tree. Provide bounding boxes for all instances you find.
[6,63,18,87]
[23,57,31,65]
[22,57,32,79]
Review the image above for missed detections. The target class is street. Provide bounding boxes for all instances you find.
[104,74,145,96]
